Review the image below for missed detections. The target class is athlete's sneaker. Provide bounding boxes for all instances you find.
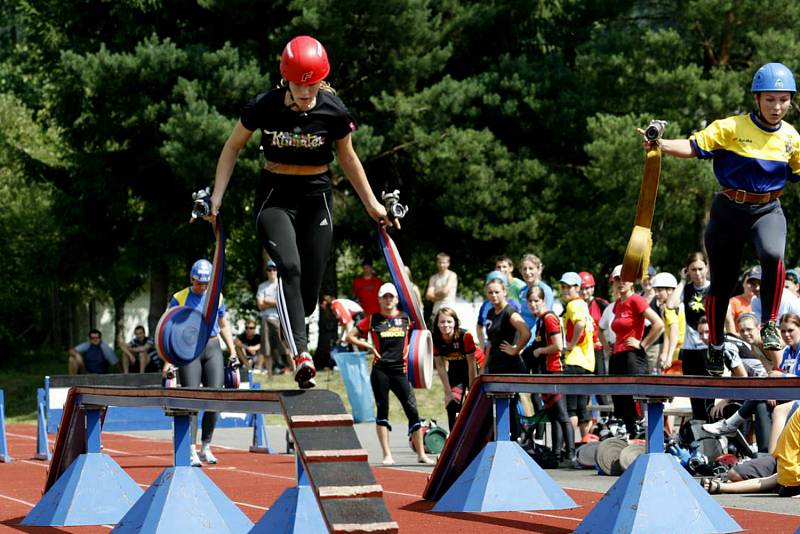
[761,320,782,350]
[299,378,317,390]
[293,352,316,386]
[702,419,739,436]
[199,444,217,465]
[706,345,725,376]
[190,447,202,467]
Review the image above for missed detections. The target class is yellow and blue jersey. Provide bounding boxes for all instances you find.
[689,113,800,193]
[169,288,226,337]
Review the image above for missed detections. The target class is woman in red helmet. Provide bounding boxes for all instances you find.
[209,36,391,388]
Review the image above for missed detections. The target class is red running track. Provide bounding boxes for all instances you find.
[0,424,797,533]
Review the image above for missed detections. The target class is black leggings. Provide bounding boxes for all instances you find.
[704,193,786,345]
[544,393,574,456]
[255,175,333,356]
[679,348,713,421]
[371,365,421,432]
[609,349,647,436]
[178,338,224,444]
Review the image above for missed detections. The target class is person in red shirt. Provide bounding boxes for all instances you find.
[609,264,664,436]
[528,286,576,467]
[351,260,383,316]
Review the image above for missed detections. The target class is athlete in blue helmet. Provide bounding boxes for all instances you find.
[640,62,800,388]
[163,258,244,466]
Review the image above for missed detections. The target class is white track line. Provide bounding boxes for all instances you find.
[0,493,36,507]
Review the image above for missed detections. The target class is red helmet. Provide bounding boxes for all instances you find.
[280,36,330,85]
[578,271,595,288]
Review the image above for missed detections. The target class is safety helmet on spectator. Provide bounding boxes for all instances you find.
[578,272,595,288]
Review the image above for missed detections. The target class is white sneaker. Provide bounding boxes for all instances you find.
[190,447,202,467]
[199,444,217,464]
[702,419,738,436]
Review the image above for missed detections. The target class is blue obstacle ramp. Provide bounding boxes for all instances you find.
[0,389,10,463]
[432,440,577,512]
[575,453,741,534]
[250,485,327,533]
[112,466,253,534]
[21,453,143,526]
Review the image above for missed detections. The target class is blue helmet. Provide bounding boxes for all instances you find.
[751,63,796,93]
[190,259,213,282]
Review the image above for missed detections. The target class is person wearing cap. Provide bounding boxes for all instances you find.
[560,271,596,438]
[751,274,800,325]
[608,264,664,437]
[346,282,433,465]
[641,62,800,370]
[729,266,761,333]
[256,260,290,375]
[166,259,239,466]
[651,272,686,371]
[207,36,393,389]
[578,271,609,371]
[785,268,800,297]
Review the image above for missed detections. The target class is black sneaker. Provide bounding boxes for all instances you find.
[761,321,782,351]
[706,345,725,376]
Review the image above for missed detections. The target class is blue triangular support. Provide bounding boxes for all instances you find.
[21,453,143,526]
[575,453,742,534]
[112,466,253,533]
[35,388,51,461]
[433,440,577,512]
[250,485,327,533]
[248,383,273,454]
[0,389,10,463]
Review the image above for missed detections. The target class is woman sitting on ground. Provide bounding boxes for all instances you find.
[702,401,800,497]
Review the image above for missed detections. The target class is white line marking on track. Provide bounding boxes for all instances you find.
[0,493,37,507]
[19,459,47,468]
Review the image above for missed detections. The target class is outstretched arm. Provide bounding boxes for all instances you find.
[209,121,254,217]
[335,134,395,227]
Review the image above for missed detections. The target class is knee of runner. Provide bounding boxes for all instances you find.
[408,420,422,434]
[376,419,392,431]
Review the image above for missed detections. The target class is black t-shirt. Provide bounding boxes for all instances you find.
[240,88,356,167]
[486,304,526,373]
[237,333,262,348]
[357,312,411,372]
[683,283,709,330]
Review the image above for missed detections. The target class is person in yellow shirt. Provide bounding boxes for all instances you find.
[651,272,686,370]
[559,271,595,438]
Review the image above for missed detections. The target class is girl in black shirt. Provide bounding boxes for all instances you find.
[432,307,478,430]
[208,36,393,389]
[482,277,530,374]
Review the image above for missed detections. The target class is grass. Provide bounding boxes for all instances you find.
[253,366,450,428]
[0,350,66,423]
